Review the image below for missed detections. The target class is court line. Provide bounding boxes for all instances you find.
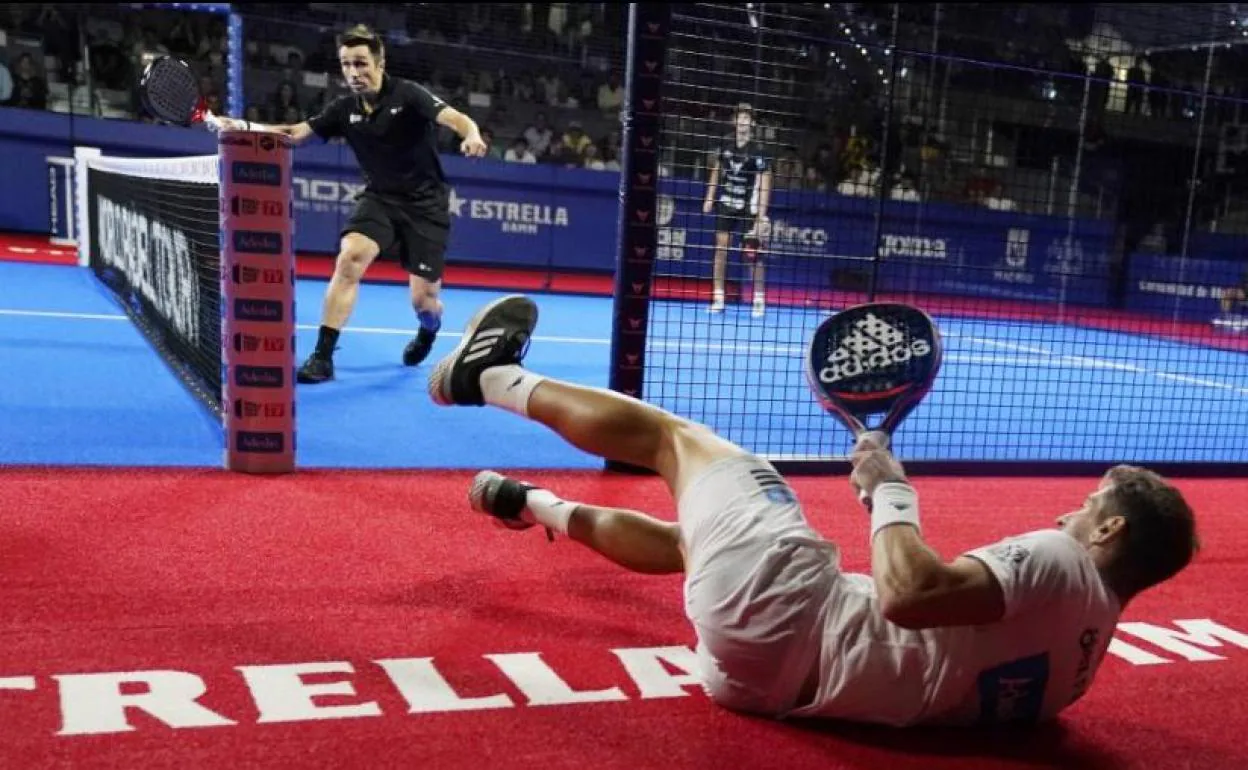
[4,307,1246,397]
[0,308,131,322]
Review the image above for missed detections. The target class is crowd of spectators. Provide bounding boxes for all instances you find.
[3,3,1245,221]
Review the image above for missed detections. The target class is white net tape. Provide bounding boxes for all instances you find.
[84,153,219,185]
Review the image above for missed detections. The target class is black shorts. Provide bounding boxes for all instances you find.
[713,202,754,236]
[343,192,450,282]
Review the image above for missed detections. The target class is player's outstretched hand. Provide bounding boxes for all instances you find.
[850,432,908,498]
[213,116,247,133]
[461,135,488,158]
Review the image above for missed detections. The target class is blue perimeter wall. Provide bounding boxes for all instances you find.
[1,106,1244,321]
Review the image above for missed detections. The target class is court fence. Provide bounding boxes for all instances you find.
[611,3,1248,475]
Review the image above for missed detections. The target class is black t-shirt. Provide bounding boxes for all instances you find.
[713,139,770,213]
[307,74,450,216]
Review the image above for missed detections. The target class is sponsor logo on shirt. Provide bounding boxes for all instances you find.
[989,542,1031,566]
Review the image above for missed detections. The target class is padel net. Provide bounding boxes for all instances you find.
[71,135,297,474]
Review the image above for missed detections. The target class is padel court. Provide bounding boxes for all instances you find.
[3,258,1246,469]
[2,246,1248,769]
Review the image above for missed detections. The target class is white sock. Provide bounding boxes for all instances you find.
[754,291,765,304]
[524,489,576,535]
[479,365,545,417]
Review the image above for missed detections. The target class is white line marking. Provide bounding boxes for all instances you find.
[1060,356,1146,374]
[1154,372,1237,390]
[958,335,1052,355]
[0,308,130,322]
[2,307,1245,397]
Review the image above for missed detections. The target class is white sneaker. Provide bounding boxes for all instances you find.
[709,295,725,314]
[752,298,765,318]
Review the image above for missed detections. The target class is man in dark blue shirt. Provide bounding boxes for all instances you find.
[701,103,772,318]
[216,24,487,383]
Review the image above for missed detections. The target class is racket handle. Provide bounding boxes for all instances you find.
[858,488,872,511]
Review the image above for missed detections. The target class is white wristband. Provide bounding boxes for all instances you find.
[870,482,920,540]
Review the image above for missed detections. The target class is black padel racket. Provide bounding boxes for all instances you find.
[805,302,943,502]
[139,56,221,130]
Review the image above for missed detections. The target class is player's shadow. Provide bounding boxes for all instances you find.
[790,718,1124,769]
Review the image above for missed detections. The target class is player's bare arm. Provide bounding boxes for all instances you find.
[703,157,720,213]
[851,433,1006,630]
[436,105,487,157]
[756,167,772,225]
[214,117,316,145]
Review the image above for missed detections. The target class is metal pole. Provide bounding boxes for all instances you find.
[1047,155,1059,216]
[867,4,902,301]
[925,4,941,129]
[1059,73,1092,322]
[1174,33,1217,326]
[919,5,942,172]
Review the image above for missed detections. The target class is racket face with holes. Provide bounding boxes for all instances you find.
[805,302,943,439]
[139,56,206,126]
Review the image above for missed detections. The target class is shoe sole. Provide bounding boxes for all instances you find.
[469,470,533,531]
[427,295,538,406]
[468,470,502,513]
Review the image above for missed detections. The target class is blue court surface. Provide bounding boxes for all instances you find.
[2,261,1246,469]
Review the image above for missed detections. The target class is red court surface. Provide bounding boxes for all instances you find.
[1,467,1245,769]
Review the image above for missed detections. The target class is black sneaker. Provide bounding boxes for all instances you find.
[469,470,555,540]
[428,295,538,406]
[402,328,436,367]
[296,353,334,384]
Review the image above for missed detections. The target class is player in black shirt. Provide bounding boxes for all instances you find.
[701,103,772,317]
[214,25,487,384]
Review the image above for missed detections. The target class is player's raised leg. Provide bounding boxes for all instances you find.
[428,294,748,566]
[298,232,381,383]
[429,294,746,496]
[469,471,684,574]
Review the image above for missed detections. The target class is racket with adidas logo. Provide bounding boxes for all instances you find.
[805,302,943,484]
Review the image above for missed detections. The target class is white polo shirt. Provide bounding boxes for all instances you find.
[788,529,1122,726]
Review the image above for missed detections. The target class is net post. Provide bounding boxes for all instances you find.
[72,146,102,267]
[605,3,671,475]
[219,130,296,474]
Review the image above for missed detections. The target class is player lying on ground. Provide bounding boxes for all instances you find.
[425,294,1200,727]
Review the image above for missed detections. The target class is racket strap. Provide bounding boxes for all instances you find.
[870,482,921,540]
